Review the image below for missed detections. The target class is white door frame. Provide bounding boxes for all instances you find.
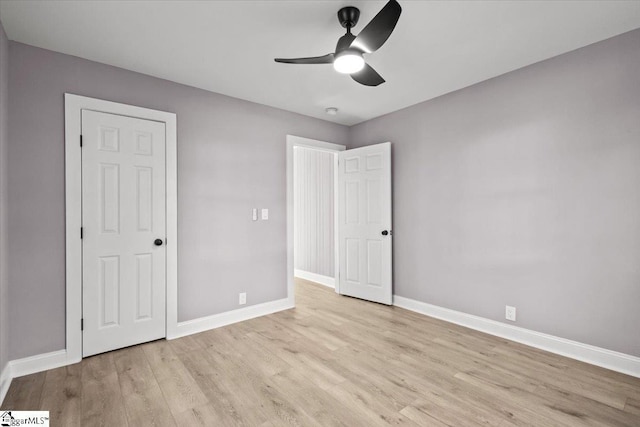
[65,94,178,363]
[286,135,345,298]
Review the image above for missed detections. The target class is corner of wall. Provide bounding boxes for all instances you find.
[0,362,10,405]
[0,14,11,405]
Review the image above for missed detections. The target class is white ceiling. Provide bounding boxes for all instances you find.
[1,1,639,125]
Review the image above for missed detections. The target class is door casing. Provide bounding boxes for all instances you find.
[65,94,177,363]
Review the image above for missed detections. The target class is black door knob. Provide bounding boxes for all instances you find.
[154,239,163,246]
[381,230,389,236]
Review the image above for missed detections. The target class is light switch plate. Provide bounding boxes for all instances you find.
[261,208,269,220]
[239,292,247,305]
[252,208,257,221]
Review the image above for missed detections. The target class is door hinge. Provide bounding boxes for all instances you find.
[81,318,84,331]
[80,227,83,239]
[80,135,83,147]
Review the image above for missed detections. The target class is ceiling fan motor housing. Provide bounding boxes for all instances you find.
[338,7,360,29]
[336,33,357,53]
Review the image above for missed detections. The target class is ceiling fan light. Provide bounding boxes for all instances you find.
[333,51,365,74]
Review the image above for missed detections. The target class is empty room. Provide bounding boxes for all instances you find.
[0,0,639,425]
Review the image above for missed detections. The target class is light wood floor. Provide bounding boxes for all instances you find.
[3,279,640,426]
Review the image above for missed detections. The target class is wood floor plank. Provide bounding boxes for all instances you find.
[82,352,116,382]
[0,372,45,410]
[141,339,179,366]
[453,370,601,426]
[530,383,640,427]
[270,315,350,351]
[39,364,83,427]
[167,335,204,355]
[214,327,291,378]
[202,342,318,426]
[325,379,421,426]
[399,402,473,427]
[247,331,346,391]
[624,397,640,416]
[2,279,639,426]
[491,344,629,410]
[81,371,128,426]
[149,359,209,416]
[113,346,158,396]
[122,381,176,427]
[401,387,519,427]
[180,349,261,426]
[174,403,238,427]
[269,367,379,427]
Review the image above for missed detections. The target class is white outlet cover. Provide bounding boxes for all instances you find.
[261,208,269,220]
[505,305,516,321]
[239,292,247,305]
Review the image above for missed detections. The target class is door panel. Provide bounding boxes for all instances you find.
[135,253,153,320]
[345,181,360,223]
[99,255,120,327]
[367,239,383,286]
[82,110,166,357]
[136,167,153,231]
[100,163,120,233]
[338,142,392,304]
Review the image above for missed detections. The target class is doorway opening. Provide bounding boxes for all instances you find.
[293,145,340,292]
[286,136,344,301]
[286,135,394,306]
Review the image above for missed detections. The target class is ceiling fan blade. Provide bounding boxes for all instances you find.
[350,0,402,54]
[351,64,385,86]
[274,54,334,64]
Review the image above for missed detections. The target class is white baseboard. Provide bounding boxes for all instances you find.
[1,349,76,405]
[168,297,294,340]
[393,295,640,378]
[294,269,335,288]
[9,350,74,379]
[0,362,10,406]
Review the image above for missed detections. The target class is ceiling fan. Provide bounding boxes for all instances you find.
[274,0,402,87]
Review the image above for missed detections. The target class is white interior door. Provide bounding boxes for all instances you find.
[82,110,166,357]
[338,142,392,304]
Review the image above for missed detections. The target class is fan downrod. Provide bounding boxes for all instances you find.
[337,7,360,30]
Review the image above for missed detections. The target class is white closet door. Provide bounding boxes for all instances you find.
[82,110,166,357]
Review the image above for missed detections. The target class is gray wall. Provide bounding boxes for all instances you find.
[7,42,349,360]
[293,147,335,277]
[349,28,640,357]
[5,26,640,362]
[0,16,9,376]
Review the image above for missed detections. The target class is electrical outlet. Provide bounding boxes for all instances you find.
[239,292,247,305]
[505,305,516,322]
[261,208,269,220]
